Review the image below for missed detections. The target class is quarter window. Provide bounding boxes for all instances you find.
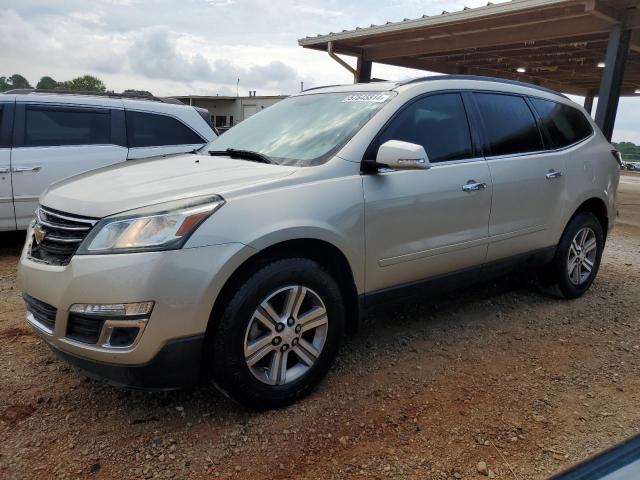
[373,93,473,163]
[530,98,593,149]
[474,93,543,156]
[24,106,111,147]
[126,111,204,148]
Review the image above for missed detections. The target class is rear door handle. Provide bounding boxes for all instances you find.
[0,167,9,174]
[545,169,563,179]
[12,166,42,173]
[462,181,487,192]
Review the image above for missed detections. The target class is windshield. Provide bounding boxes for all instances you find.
[204,92,394,166]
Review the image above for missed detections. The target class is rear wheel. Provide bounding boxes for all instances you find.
[207,258,344,410]
[545,212,604,299]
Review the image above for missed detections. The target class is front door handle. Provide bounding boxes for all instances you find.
[545,169,563,179]
[462,181,487,192]
[12,166,42,173]
[0,167,9,174]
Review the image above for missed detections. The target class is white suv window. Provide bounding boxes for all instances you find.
[126,111,204,148]
[24,106,111,147]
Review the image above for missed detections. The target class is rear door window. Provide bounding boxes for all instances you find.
[530,98,593,149]
[126,111,204,148]
[372,93,473,163]
[24,106,111,147]
[474,93,543,156]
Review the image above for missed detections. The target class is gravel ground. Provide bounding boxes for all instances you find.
[1,174,639,480]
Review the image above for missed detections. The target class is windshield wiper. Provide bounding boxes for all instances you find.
[209,148,274,164]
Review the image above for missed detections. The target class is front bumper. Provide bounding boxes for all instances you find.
[47,334,205,390]
[18,229,254,387]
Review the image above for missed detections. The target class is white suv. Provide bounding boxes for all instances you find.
[18,76,621,409]
[0,91,216,230]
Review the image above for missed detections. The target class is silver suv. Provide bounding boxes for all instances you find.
[0,91,216,231]
[18,76,621,409]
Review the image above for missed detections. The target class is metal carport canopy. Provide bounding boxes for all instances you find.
[298,0,640,139]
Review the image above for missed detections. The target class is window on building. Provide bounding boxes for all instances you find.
[215,116,227,128]
[24,106,111,147]
[530,98,593,149]
[126,111,204,148]
[474,93,543,156]
[372,93,473,163]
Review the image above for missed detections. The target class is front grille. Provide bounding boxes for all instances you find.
[23,293,57,332]
[67,314,105,344]
[29,206,98,266]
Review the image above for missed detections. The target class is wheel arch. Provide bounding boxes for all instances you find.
[207,237,362,339]
[568,196,609,239]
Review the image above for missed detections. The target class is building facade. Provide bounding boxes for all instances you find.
[173,94,287,128]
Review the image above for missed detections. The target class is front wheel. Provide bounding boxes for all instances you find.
[546,212,604,299]
[207,258,345,410]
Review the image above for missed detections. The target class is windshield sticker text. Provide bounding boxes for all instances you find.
[342,94,391,103]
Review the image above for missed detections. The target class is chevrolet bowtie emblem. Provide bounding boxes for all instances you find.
[34,224,46,244]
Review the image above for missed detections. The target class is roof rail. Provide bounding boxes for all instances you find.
[302,79,391,93]
[301,84,347,92]
[1,88,185,104]
[396,75,569,99]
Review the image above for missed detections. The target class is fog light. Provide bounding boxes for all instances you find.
[65,302,154,349]
[109,327,141,347]
[69,301,154,317]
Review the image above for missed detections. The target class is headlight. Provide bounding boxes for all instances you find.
[78,195,224,254]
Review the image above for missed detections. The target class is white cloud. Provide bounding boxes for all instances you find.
[0,0,638,141]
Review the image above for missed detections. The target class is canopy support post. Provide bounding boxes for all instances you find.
[595,23,631,141]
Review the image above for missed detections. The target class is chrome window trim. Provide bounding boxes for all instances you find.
[484,131,595,161]
[375,156,487,174]
[430,156,486,167]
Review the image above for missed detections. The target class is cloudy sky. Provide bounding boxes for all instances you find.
[1,0,638,142]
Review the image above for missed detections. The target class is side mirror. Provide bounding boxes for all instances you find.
[375,140,430,170]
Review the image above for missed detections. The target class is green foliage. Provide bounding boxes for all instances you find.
[613,141,640,161]
[8,74,32,89]
[58,75,106,92]
[0,74,32,91]
[36,76,58,90]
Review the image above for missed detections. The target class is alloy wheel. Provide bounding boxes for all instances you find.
[243,285,328,385]
[567,227,598,286]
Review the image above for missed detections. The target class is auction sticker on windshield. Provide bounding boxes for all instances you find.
[342,94,391,103]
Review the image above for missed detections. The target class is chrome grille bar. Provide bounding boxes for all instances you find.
[29,206,99,266]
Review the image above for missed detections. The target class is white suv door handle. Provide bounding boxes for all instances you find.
[0,167,9,174]
[545,169,563,179]
[462,181,487,192]
[12,166,42,173]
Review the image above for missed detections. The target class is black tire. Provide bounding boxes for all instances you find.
[207,257,345,410]
[546,212,604,299]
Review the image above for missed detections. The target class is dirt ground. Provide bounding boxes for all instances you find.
[1,174,639,480]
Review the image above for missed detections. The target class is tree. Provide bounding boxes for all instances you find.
[0,74,32,91]
[59,75,106,92]
[123,89,153,97]
[36,76,58,90]
[8,74,32,89]
[613,141,640,161]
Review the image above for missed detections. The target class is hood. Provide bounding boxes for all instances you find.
[42,154,297,218]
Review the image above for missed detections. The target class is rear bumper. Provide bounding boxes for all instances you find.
[46,334,205,390]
